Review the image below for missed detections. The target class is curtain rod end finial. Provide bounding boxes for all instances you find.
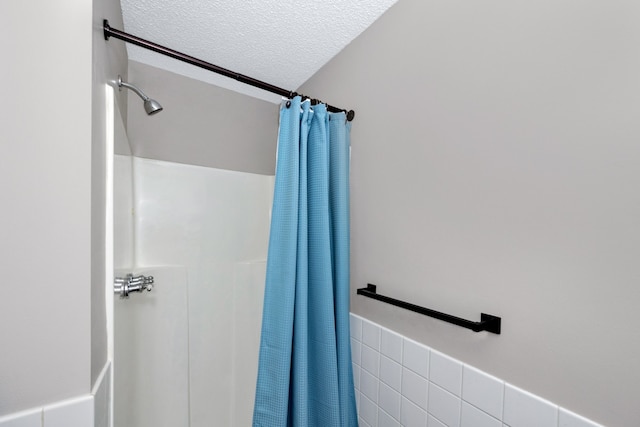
[347,110,355,122]
[103,19,111,40]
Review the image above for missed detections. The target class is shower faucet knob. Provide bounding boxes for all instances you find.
[114,274,154,298]
[144,276,154,292]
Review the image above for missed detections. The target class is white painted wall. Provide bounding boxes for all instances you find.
[0,0,126,417]
[91,0,129,387]
[126,61,278,175]
[114,154,134,271]
[300,1,640,425]
[0,0,93,415]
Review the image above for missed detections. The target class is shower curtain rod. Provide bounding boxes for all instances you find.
[103,20,355,121]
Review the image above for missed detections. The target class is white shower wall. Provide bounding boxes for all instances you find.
[113,154,134,271]
[114,155,273,427]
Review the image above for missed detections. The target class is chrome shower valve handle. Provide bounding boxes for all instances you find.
[128,274,154,291]
[114,274,154,299]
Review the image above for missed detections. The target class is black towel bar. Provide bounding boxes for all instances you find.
[356,284,501,334]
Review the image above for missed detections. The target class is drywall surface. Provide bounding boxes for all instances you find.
[125,61,278,175]
[0,0,92,415]
[91,0,129,388]
[300,0,640,425]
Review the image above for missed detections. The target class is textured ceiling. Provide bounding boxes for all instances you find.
[120,0,398,103]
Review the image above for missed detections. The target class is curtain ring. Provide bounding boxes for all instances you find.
[285,100,291,108]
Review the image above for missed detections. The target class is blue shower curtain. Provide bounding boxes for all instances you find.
[252,96,358,427]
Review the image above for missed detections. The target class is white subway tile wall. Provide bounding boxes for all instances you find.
[380,355,402,392]
[362,344,381,376]
[379,382,402,421]
[429,414,447,427]
[503,385,558,427]
[429,351,462,397]
[352,338,363,366]
[0,395,95,427]
[381,329,403,363]
[0,409,42,427]
[361,393,379,426]
[403,339,429,378]
[402,368,428,410]
[351,315,363,342]
[428,382,461,427]
[461,402,501,427]
[461,365,503,420]
[362,369,380,404]
[401,397,427,427]
[558,408,602,427]
[350,314,603,427]
[0,365,110,427]
[363,320,381,350]
[379,407,402,427]
[43,396,93,427]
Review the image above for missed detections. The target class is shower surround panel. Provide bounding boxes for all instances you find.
[114,156,273,427]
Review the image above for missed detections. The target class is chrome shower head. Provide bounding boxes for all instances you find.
[143,98,163,115]
[117,75,163,115]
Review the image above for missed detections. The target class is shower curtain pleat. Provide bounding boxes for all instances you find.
[329,111,354,427]
[253,97,358,427]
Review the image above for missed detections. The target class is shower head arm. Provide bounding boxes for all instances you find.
[116,75,163,115]
[117,75,150,101]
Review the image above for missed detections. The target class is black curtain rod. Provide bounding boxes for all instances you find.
[103,20,355,121]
